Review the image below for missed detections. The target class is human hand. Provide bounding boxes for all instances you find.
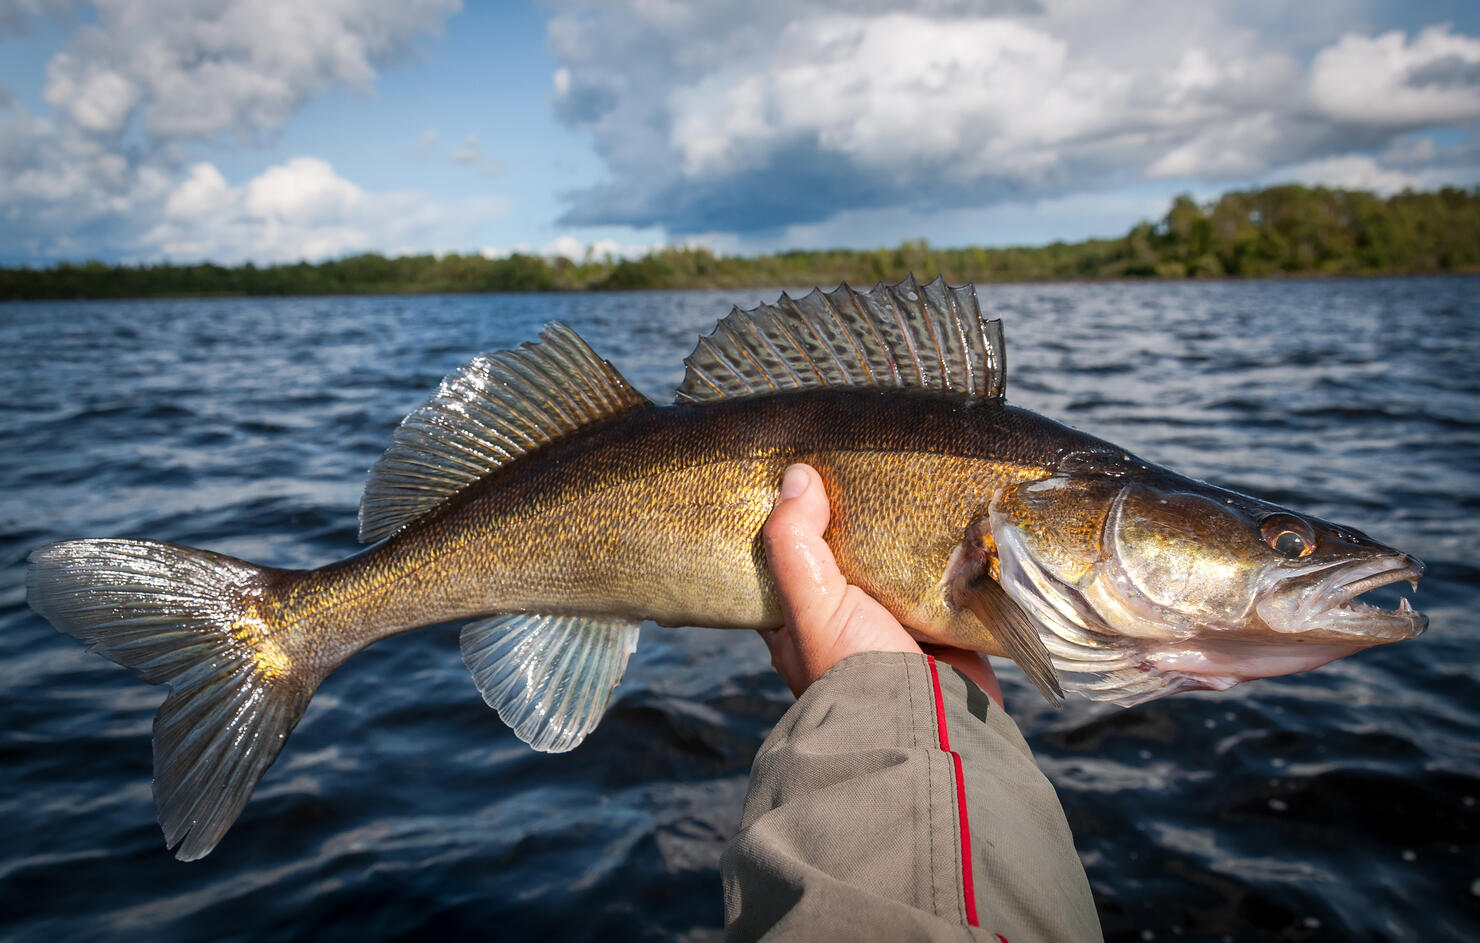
[759,463,1003,706]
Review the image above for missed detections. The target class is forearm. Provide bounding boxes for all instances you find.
[722,652,1101,942]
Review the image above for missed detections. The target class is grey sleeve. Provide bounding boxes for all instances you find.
[721,652,1102,943]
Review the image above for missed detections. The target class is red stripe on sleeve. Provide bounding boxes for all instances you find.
[929,655,951,751]
[926,656,979,927]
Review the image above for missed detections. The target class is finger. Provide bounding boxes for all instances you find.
[762,464,849,634]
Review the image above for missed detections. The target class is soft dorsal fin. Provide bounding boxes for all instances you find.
[358,323,650,543]
[675,274,1005,404]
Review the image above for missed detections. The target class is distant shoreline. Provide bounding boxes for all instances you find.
[4,183,1477,301]
[3,267,1477,305]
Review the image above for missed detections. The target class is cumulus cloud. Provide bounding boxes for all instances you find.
[138,156,505,263]
[0,0,78,38]
[0,0,463,261]
[0,106,174,257]
[538,234,660,260]
[1261,154,1431,195]
[547,0,1480,235]
[1309,26,1480,128]
[39,0,460,140]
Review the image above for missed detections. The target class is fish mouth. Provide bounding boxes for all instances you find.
[1323,558,1423,610]
[1259,553,1428,642]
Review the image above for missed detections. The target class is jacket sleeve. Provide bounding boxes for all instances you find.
[721,652,1102,943]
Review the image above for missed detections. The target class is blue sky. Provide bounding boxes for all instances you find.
[2,0,1478,265]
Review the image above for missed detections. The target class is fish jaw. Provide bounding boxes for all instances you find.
[1254,554,1428,643]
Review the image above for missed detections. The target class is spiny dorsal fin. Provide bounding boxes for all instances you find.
[675,274,1005,404]
[359,323,650,543]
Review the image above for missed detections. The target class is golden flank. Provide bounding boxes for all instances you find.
[28,276,1426,860]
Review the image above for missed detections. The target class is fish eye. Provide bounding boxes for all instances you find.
[1260,515,1315,559]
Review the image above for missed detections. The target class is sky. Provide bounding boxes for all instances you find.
[1,0,1479,265]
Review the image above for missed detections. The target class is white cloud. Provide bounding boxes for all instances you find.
[477,235,663,262]
[242,157,363,224]
[0,0,79,37]
[140,156,506,263]
[40,0,460,141]
[540,235,587,259]
[547,0,1480,235]
[479,242,544,259]
[538,234,660,260]
[163,162,233,219]
[449,135,480,164]
[1309,25,1480,128]
[1261,154,1432,195]
[0,107,172,250]
[668,14,1112,183]
[750,189,1182,255]
[42,56,138,134]
[1147,113,1283,179]
[0,0,465,261]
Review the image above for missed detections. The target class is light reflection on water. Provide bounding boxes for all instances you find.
[1,277,1476,942]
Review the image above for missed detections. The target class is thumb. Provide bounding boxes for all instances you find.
[762,464,850,630]
[761,464,919,696]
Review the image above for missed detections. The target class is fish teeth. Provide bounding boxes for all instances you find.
[1398,597,1413,614]
[1409,579,1419,593]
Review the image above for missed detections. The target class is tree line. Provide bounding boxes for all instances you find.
[3,184,1477,300]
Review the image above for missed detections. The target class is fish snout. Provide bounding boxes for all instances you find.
[1261,552,1428,644]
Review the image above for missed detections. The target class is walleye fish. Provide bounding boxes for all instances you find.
[28,276,1426,860]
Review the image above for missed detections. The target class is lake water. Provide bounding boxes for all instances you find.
[1,278,1476,942]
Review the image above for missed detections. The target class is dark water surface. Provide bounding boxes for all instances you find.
[2,278,1477,942]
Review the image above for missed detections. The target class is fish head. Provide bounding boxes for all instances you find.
[986,455,1427,706]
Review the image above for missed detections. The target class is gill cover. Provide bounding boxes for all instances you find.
[1104,483,1271,626]
[985,474,1192,706]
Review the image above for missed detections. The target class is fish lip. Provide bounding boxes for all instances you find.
[1312,555,1424,614]
[1267,553,1428,642]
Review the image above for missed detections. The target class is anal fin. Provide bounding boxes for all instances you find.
[460,613,640,753]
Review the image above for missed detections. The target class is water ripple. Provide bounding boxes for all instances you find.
[1,278,1477,941]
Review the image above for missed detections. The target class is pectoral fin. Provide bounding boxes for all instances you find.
[953,573,1064,706]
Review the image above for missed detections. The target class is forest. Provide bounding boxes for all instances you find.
[3,184,1477,299]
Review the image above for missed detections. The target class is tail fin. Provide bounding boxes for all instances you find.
[27,539,316,860]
